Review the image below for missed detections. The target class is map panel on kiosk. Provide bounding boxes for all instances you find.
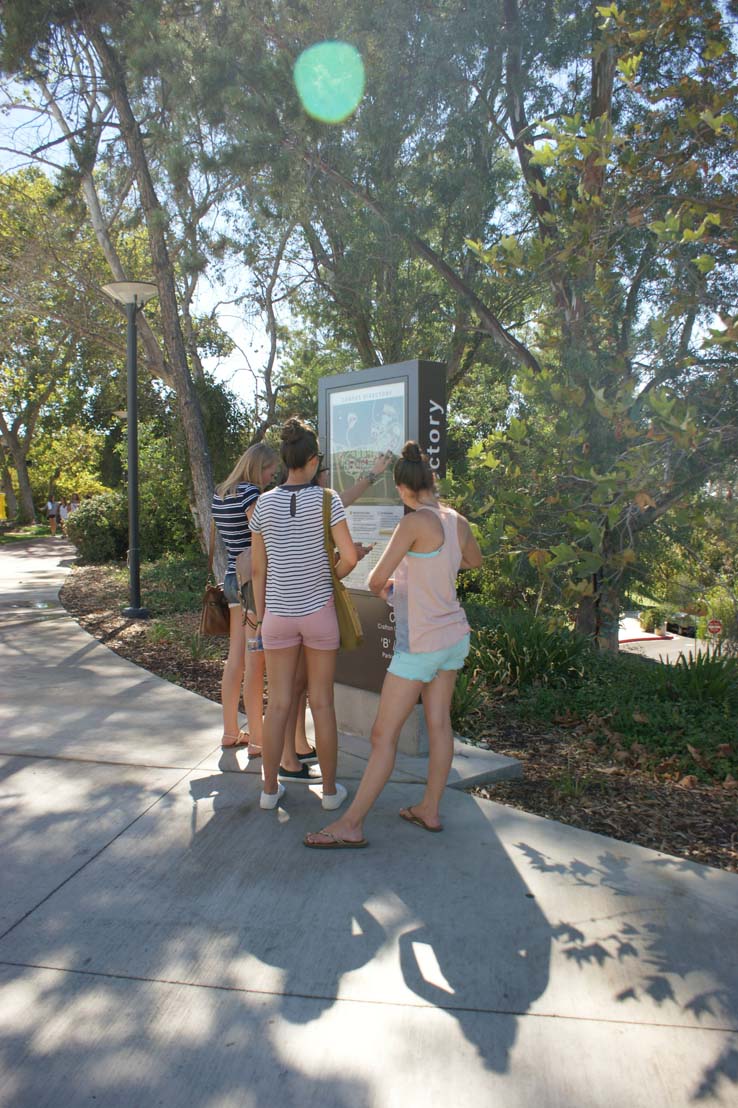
[328,378,407,591]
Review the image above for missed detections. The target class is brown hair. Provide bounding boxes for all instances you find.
[217,441,278,498]
[280,416,319,470]
[393,440,434,492]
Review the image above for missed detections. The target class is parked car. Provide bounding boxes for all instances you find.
[665,612,697,638]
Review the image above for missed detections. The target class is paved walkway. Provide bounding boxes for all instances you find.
[619,613,708,663]
[1,539,736,1107]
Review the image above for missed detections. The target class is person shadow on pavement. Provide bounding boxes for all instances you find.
[187,773,387,1022]
[186,770,553,1077]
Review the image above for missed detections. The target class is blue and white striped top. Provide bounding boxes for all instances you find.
[211,482,260,573]
[249,484,346,616]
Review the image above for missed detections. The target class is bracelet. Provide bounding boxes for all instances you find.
[362,470,379,484]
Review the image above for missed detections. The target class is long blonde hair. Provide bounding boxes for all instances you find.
[216,442,278,498]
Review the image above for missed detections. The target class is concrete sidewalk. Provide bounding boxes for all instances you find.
[1,539,736,1107]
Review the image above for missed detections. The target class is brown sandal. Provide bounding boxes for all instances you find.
[399,806,443,833]
[221,730,250,749]
[304,829,368,849]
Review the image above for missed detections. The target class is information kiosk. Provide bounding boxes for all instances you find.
[318,360,447,753]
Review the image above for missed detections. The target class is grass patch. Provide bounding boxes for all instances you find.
[0,523,51,544]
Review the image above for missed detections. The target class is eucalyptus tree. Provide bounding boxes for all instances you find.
[0,169,122,521]
[0,2,222,543]
[457,0,738,645]
[189,0,737,645]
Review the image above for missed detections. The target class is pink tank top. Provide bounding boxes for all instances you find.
[392,504,470,654]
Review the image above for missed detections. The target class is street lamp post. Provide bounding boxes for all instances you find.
[102,280,158,618]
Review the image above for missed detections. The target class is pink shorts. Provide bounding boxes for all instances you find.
[262,597,339,651]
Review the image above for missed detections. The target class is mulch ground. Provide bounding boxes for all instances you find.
[60,563,737,874]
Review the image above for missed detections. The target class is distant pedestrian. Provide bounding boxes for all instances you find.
[58,499,70,532]
[305,441,483,849]
[211,442,279,754]
[249,417,358,811]
[69,493,81,513]
[45,496,59,537]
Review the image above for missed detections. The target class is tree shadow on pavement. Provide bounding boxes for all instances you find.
[514,839,738,1103]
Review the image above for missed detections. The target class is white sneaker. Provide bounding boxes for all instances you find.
[321,782,347,811]
[260,783,285,810]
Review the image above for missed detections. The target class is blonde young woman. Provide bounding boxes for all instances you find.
[211,442,279,751]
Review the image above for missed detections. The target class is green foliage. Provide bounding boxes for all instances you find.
[138,552,207,615]
[144,612,221,660]
[28,426,109,504]
[118,424,199,560]
[638,607,669,633]
[515,650,737,781]
[450,662,486,733]
[657,647,738,708]
[469,609,593,690]
[64,491,128,563]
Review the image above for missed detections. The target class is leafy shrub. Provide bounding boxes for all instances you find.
[639,606,669,633]
[64,491,128,563]
[135,428,199,559]
[639,608,657,633]
[140,553,206,615]
[451,660,487,732]
[657,647,738,707]
[471,609,593,689]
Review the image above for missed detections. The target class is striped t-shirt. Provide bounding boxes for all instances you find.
[249,484,346,616]
[211,482,260,573]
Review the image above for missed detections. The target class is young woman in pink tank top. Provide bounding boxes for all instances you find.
[305,441,483,849]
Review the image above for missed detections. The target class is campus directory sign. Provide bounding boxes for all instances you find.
[319,360,447,692]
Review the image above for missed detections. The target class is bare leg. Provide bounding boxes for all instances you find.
[303,647,339,795]
[243,610,266,753]
[280,648,307,771]
[294,691,312,754]
[262,645,302,794]
[49,516,57,536]
[405,669,458,828]
[221,607,246,741]
[305,672,423,844]
[294,677,313,756]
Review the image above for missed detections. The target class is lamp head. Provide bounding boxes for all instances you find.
[102,281,158,306]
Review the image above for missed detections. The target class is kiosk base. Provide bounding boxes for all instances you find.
[334,682,428,756]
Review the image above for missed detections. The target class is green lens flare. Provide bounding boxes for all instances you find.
[294,41,365,124]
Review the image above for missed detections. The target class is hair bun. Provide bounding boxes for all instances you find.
[401,441,422,463]
[281,417,306,445]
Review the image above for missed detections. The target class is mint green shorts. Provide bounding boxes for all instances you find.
[388,633,471,683]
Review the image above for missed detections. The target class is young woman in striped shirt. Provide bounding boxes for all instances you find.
[211,442,278,752]
[250,418,358,810]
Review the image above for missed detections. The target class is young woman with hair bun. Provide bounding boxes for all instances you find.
[249,417,359,811]
[305,439,483,849]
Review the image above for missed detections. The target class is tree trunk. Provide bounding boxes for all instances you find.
[575,577,620,653]
[86,25,214,549]
[0,453,19,520]
[0,420,35,523]
[15,460,36,524]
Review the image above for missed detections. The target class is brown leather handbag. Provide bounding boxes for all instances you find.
[199,520,230,636]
